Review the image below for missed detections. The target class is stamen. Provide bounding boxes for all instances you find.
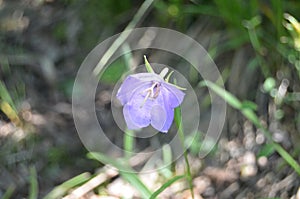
[153,84,160,98]
[139,82,161,108]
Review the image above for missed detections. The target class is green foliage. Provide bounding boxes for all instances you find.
[78,0,132,49]
[29,167,38,199]
[2,185,15,199]
[0,81,17,112]
[149,175,185,199]
[184,131,218,157]
[200,80,300,175]
[48,147,69,165]
[44,173,91,199]
[59,78,75,98]
[154,0,186,29]
[0,81,21,125]
[3,0,300,197]
[214,0,259,30]
[258,143,276,158]
[123,129,135,159]
[161,144,173,178]
[52,22,67,43]
[263,77,276,93]
[174,107,194,198]
[87,152,152,199]
[100,59,127,84]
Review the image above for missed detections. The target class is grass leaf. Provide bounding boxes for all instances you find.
[201,80,300,175]
[2,185,15,199]
[44,172,91,199]
[0,81,21,125]
[149,175,185,199]
[199,80,242,109]
[29,166,38,199]
[0,81,17,111]
[174,107,194,198]
[88,152,152,199]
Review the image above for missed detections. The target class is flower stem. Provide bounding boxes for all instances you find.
[174,107,194,199]
[124,129,135,159]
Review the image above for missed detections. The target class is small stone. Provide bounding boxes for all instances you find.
[257,156,268,167]
[243,151,256,164]
[256,178,266,188]
[255,133,265,144]
[202,186,215,197]
[241,165,257,178]
[193,176,211,194]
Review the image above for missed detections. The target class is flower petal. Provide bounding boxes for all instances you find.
[150,104,167,132]
[130,73,163,82]
[123,93,153,129]
[123,104,141,130]
[150,105,174,133]
[150,94,175,133]
[118,71,184,133]
[161,84,185,108]
[117,75,151,105]
[161,106,174,132]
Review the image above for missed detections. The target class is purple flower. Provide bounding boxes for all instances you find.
[116,69,185,133]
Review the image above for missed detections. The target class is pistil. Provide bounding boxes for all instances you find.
[140,82,161,108]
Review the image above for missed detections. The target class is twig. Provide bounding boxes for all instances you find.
[62,168,118,199]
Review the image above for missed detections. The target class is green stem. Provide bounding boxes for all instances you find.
[174,107,194,199]
[124,129,135,159]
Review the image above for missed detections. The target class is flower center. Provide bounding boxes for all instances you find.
[140,82,161,108]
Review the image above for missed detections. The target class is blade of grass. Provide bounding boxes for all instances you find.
[0,101,21,126]
[161,144,173,178]
[200,80,300,175]
[183,4,219,17]
[120,171,152,199]
[243,16,270,77]
[2,185,15,199]
[63,169,118,199]
[122,44,133,71]
[198,80,242,109]
[93,0,155,76]
[149,175,185,199]
[174,107,194,199]
[44,172,91,199]
[0,81,21,125]
[29,166,38,199]
[0,81,17,111]
[271,0,284,37]
[87,152,152,199]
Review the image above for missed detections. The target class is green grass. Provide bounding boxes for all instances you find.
[149,175,185,199]
[29,166,38,199]
[2,185,15,199]
[174,107,194,199]
[44,173,91,199]
[87,152,153,199]
[0,81,21,126]
[200,80,300,175]
[3,0,300,198]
